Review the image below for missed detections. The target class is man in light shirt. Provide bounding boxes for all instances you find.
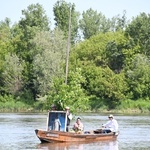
[102,114,119,133]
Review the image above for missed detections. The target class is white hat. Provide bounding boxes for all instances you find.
[65,106,70,109]
[108,114,114,118]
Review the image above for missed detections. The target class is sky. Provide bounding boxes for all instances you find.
[0,0,150,27]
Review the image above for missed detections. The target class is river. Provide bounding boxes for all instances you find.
[0,112,150,150]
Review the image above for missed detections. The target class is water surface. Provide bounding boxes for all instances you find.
[0,113,149,150]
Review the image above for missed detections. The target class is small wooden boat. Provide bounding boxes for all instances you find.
[35,111,119,143]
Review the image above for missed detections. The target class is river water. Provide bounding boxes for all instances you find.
[0,112,150,150]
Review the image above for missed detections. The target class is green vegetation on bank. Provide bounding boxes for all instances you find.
[0,1,150,113]
[1,97,150,113]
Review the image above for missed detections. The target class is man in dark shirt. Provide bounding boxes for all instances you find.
[65,106,72,132]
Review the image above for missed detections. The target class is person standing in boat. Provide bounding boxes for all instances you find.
[48,104,56,112]
[102,114,118,133]
[51,104,56,111]
[73,117,84,133]
[65,106,72,132]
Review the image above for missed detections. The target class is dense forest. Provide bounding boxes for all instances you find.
[0,0,150,113]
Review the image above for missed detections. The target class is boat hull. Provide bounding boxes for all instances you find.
[35,129,118,143]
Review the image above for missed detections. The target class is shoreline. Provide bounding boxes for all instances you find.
[0,108,149,114]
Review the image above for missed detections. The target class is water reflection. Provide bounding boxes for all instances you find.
[37,140,118,150]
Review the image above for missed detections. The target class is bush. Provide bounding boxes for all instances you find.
[116,99,150,113]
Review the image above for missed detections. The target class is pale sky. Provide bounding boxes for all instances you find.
[0,0,149,27]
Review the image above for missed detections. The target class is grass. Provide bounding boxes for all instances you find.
[0,101,33,112]
[0,98,150,113]
[115,99,150,113]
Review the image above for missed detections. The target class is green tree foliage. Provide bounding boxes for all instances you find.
[105,32,132,73]
[71,31,134,69]
[110,10,128,31]
[0,18,12,66]
[31,28,67,97]
[79,8,109,39]
[47,68,89,112]
[53,0,80,43]
[2,53,24,96]
[100,67,127,109]
[0,18,15,95]
[122,39,141,69]
[19,3,50,31]
[70,32,130,109]
[0,18,11,41]
[12,4,51,100]
[73,64,127,109]
[125,13,150,56]
[70,32,114,67]
[0,3,150,112]
[17,3,50,60]
[126,54,150,99]
[105,32,142,73]
[106,41,124,72]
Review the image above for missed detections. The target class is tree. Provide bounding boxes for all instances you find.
[0,18,14,95]
[47,68,89,112]
[100,67,127,109]
[11,3,51,100]
[0,18,12,65]
[2,53,24,96]
[53,0,80,43]
[31,28,67,97]
[69,31,129,109]
[125,13,150,56]
[16,3,50,59]
[105,41,123,73]
[126,54,150,99]
[79,8,109,39]
[19,3,50,31]
[110,10,128,32]
[70,31,132,70]
[0,18,12,41]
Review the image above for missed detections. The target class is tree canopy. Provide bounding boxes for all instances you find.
[0,2,150,112]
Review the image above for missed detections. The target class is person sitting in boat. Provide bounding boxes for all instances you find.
[102,114,118,133]
[65,106,72,132]
[73,117,84,133]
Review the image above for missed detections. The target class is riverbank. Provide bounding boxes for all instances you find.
[0,99,150,114]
